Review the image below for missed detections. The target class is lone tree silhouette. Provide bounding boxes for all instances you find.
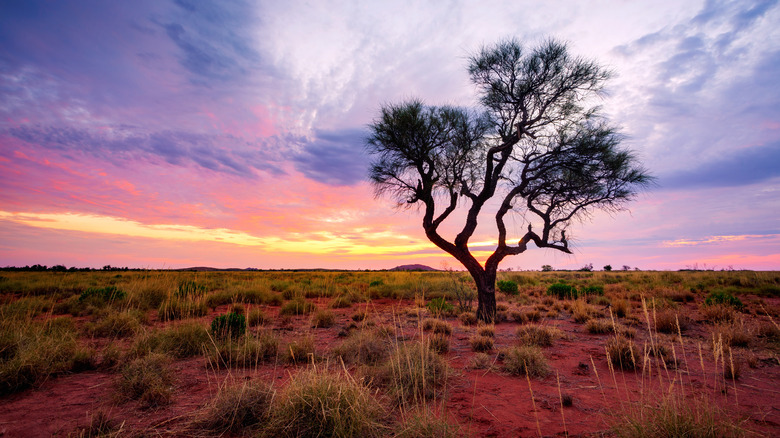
[366,39,652,322]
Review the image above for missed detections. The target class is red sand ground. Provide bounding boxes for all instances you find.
[1,297,779,437]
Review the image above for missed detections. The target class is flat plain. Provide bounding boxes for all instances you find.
[1,269,778,437]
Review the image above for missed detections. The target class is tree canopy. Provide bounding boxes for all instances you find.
[366,38,653,322]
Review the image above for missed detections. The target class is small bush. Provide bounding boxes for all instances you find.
[581,285,604,296]
[192,380,274,434]
[266,367,385,438]
[211,312,247,339]
[547,283,578,300]
[516,324,563,347]
[497,280,519,295]
[469,335,494,353]
[427,297,454,316]
[311,310,336,328]
[606,336,638,371]
[116,353,174,408]
[503,345,549,377]
[705,290,743,309]
[280,298,316,316]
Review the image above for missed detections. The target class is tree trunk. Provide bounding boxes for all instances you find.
[474,269,497,323]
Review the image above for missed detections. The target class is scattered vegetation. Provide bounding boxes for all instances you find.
[502,345,549,377]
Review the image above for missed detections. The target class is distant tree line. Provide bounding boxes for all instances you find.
[1,264,134,272]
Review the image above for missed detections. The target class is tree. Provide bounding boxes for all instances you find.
[366,39,652,322]
[603,264,612,271]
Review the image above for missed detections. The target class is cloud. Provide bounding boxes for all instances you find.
[660,140,780,189]
[292,128,369,186]
[5,125,285,178]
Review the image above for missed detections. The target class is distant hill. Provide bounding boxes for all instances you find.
[389,264,438,271]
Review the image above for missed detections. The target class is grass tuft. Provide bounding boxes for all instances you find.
[265,366,386,437]
[502,345,549,377]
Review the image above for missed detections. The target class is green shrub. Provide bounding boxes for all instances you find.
[426,297,454,316]
[547,283,578,299]
[211,312,246,339]
[175,279,206,298]
[704,290,743,309]
[497,280,519,295]
[581,285,604,296]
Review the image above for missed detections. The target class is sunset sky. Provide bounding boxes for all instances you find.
[1,0,778,271]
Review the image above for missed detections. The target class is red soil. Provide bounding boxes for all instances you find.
[1,297,779,437]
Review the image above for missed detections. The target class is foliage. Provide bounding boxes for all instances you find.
[366,38,652,323]
[497,280,519,295]
[547,283,579,299]
[426,297,454,316]
[211,312,247,339]
[704,290,743,309]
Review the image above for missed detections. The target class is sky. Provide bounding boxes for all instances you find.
[1,0,779,271]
